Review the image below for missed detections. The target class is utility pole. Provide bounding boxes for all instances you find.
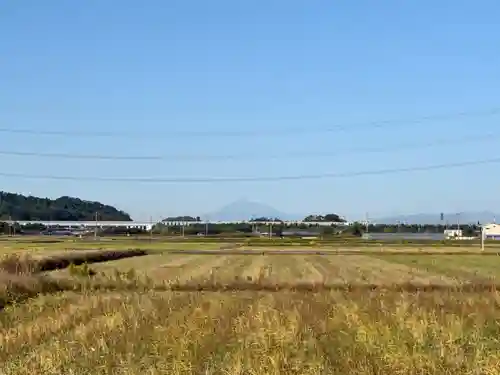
[481,224,485,251]
[94,211,98,239]
[365,212,369,233]
[205,221,208,236]
[149,215,153,242]
[181,223,185,238]
[269,222,272,239]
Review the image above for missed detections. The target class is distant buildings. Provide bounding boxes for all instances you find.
[362,232,446,241]
[281,230,320,238]
[444,229,463,239]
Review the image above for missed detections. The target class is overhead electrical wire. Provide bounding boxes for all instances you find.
[1,106,499,138]
[0,133,498,161]
[1,157,499,183]
[2,107,498,184]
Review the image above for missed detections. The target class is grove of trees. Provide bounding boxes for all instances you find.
[0,192,131,221]
[303,214,345,222]
[163,216,201,222]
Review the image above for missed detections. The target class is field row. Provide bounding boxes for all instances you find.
[0,236,495,256]
[81,252,500,285]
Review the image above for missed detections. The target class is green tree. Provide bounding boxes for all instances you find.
[303,214,344,222]
[348,222,364,237]
[163,216,199,222]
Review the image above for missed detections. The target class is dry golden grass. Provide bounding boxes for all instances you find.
[3,286,500,374]
[2,248,500,374]
[0,238,237,257]
[370,253,500,281]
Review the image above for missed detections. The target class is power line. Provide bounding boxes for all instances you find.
[1,107,499,138]
[0,132,498,161]
[0,157,499,183]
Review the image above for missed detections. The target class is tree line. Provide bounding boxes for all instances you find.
[0,220,483,237]
[0,191,131,221]
[151,221,482,237]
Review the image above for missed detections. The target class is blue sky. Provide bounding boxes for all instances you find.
[1,1,500,221]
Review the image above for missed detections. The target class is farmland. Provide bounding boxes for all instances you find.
[2,238,500,374]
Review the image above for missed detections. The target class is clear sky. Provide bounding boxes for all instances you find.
[1,1,500,221]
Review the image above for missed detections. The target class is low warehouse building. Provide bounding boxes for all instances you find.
[444,229,463,239]
[362,232,445,241]
[482,223,500,240]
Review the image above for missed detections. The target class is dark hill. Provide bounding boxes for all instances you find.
[0,192,131,221]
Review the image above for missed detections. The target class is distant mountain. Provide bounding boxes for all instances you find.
[0,191,132,221]
[204,199,296,222]
[374,211,500,225]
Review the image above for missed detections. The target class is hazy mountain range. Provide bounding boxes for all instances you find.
[373,211,499,225]
[204,200,499,225]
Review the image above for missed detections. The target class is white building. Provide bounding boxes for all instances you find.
[482,223,500,240]
[444,229,463,239]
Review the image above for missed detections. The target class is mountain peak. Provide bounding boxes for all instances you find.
[205,200,291,221]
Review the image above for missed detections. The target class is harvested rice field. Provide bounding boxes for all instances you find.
[2,245,500,374]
